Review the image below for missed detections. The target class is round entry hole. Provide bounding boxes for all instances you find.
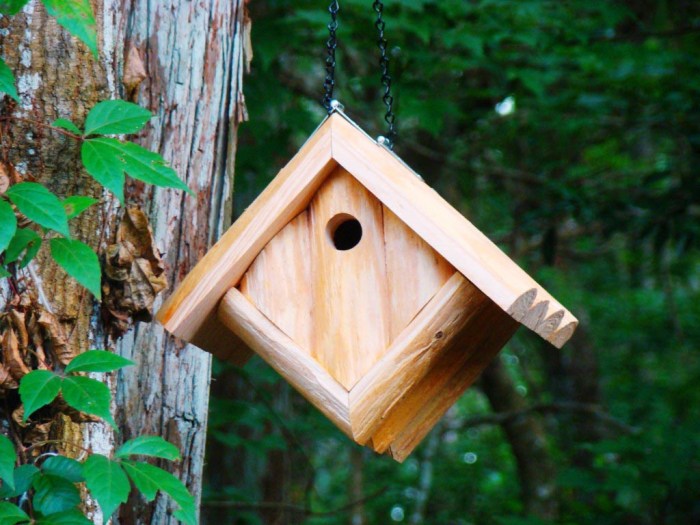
[327,214,363,251]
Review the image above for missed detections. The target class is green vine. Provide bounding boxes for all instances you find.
[0,352,196,524]
[0,1,197,524]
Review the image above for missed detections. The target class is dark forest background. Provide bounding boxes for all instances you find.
[201,1,700,524]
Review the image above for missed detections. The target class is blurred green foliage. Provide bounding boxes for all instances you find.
[206,1,700,524]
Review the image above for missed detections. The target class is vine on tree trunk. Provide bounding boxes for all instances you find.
[0,1,198,523]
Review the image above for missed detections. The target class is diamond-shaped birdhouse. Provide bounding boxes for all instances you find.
[156,111,577,461]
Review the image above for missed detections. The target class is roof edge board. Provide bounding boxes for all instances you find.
[328,112,578,347]
[157,117,337,346]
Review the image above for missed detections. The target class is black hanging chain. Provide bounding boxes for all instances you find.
[322,1,340,113]
[373,0,397,148]
[322,0,397,147]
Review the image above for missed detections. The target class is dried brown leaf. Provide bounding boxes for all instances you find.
[27,312,49,370]
[2,327,30,379]
[103,208,168,336]
[37,310,73,365]
[4,162,23,185]
[0,362,18,390]
[18,294,31,309]
[104,241,135,281]
[0,163,10,194]
[24,421,52,447]
[11,406,25,428]
[8,310,28,349]
[123,44,148,97]
[119,208,160,261]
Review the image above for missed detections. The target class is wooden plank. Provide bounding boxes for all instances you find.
[217,287,352,437]
[387,310,519,461]
[329,114,577,347]
[240,210,313,351]
[349,272,485,444]
[156,117,336,360]
[308,167,391,389]
[383,206,454,340]
[369,299,519,458]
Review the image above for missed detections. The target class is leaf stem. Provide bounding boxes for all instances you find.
[0,116,83,141]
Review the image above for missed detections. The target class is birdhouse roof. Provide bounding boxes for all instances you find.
[156,111,577,359]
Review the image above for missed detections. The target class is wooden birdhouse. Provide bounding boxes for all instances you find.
[156,110,577,461]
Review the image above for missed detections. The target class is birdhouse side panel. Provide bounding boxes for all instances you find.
[239,211,313,351]
[309,167,391,389]
[349,272,487,444]
[383,205,455,340]
[369,295,519,461]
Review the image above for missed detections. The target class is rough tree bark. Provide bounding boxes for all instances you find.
[0,1,249,523]
[480,358,559,520]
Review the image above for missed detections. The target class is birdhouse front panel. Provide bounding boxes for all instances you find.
[156,111,578,462]
[240,165,455,390]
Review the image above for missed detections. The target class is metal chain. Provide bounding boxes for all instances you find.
[322,1,340,113]
[321,0,398,147]
[373,0,397,148]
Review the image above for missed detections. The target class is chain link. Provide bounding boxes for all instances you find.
[322,0,397,147]
[322,1,340,113]
[373,0,397,148]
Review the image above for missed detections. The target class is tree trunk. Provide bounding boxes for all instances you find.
[480,359,559,520]
[0,1,249,523]
[349,447,367,525]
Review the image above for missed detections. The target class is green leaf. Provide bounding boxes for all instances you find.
[5,183,69,236]
[121,461,158,501]
[61,376,115,428]
[115,436,181,461]
[0,198,18,254]
[119,141,192,194]
[0,266,9,278]
[52,118,82,135]
[4,228,42,268]
[0,502,30,525]
[0,0,29,14]
[41,0,97,57]
[32,474,81,515]
[49,238,101,300]
[65,350,133,374]
[19,370,61,422]
[83,455,130,520]
[41,456,84,483]
[84,100,152,136]
[82,138,192,197]
[0,58,19,102]
[83,138,193,194]
[0,434,16,491]
[81,139,125,203]
[121,461,196,525]
[0,464,38,498]
[62,196,98,220]
[35,509,92,525]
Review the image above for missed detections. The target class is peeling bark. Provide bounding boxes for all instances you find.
[0,1,248,523]
[113,2,249,522]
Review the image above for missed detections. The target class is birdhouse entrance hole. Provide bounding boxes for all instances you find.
[327,213,362,251]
